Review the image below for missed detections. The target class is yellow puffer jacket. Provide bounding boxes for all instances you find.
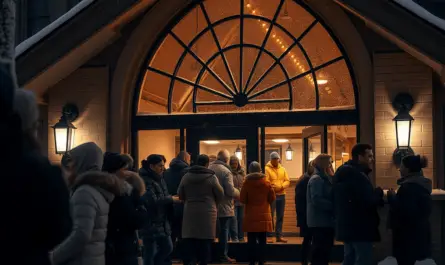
[265,162,290,195]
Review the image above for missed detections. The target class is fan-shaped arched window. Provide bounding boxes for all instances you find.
[137,0,356,114]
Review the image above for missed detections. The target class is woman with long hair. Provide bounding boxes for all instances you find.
[295,161,315,265]
[307,154,335,265]
[388,155,432,265]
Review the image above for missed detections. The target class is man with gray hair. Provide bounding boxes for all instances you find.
[209,149,240,263]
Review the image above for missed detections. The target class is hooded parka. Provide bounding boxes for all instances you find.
[240,173,276,232]
[51,142,123,265]
[178,165,224,239]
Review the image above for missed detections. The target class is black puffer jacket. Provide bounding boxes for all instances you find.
[164,158,189,196]
[139,168,173,238]
[106,171,148,263]
[333,160,383,242]
[389,174,432,265]
[164,158,189,222]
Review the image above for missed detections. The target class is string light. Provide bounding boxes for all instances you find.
[244,1,318,85]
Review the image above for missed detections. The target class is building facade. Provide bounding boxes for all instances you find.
[15,0,445,262]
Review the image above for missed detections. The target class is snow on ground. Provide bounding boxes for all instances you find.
[15,0,96,57]
[393,0,445,31]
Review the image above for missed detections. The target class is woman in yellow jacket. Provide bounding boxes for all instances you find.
[265,152,290,243]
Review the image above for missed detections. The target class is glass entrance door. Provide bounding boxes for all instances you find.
[302,126,327,173]
[186,126,259,167]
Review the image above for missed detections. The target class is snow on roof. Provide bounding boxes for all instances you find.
[15,0,96,57]
[393,0,445,32]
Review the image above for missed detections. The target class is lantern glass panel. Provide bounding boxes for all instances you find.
[285,149,293,161]
[55,128,68,154]
[396,120,411,147]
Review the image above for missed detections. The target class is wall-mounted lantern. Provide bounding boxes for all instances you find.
[285,144,293,161]
[235,145,243,161]
[392,93,415,167]
[52,104,79,155]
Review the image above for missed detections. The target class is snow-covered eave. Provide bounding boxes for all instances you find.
[15,0,96,58]
[391,0,445,33]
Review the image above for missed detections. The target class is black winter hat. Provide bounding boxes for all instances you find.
[102,152,127,173]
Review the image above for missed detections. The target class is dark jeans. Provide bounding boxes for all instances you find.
[300,225,313,264]
[343,242,373,265]
[218,217,231,259]
[247,232,267,264]
[169,217,187,264]
[183,238,212,265]
[311,227,334,265]
[270,195,285,237]
[230,205,244,241]
[143,236,173,265]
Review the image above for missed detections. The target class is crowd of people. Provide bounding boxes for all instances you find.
[295,144,433,265]
[5,89,433,265]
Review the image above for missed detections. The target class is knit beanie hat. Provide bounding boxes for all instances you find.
[248,161,262,174]
[270,151,280,160]
[102,152,127,173]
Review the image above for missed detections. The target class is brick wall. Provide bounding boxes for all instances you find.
[47,67,109,164]
[374,53,434,189]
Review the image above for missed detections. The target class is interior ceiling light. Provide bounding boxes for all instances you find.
[203,140,220,145]
[280,0,292,20]
[272,139,289,143]
[317,79,328,85]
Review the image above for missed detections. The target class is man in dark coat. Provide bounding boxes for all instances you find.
[140,154,181,265]
[333,143,384,265]
[163,151,190,262]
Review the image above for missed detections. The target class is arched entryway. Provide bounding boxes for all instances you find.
[108,0,374,242]
[109,0,374,163]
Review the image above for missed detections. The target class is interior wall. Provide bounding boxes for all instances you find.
[138,130,179,168]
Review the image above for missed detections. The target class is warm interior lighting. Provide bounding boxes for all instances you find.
[272,139,289,143]
[309,142,316,162]
[202,140,220,145]
[285,144,293,161]
[317,79,328,85]
[235,145,243,161]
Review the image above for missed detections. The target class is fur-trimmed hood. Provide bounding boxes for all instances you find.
[72,171,123,198]
[121,170,146,196]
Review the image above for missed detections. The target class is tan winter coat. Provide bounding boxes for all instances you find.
[51,171,123,265]
[178,166,224,239]
[208,160,240,218]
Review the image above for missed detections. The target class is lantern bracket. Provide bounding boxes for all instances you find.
[392,93,414,113]
[61,104,79,122]
[393,147,415,168]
